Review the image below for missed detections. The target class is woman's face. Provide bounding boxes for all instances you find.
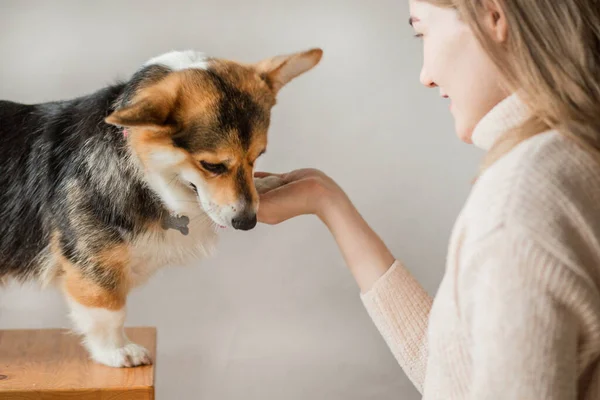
[409,1,508,143]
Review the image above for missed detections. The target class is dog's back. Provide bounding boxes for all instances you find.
[0,100,51,282]
[0,88,142,284]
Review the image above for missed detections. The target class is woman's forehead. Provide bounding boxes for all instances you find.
[409,2,461,29]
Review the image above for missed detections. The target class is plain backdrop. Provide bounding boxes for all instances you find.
[0,1,482,398]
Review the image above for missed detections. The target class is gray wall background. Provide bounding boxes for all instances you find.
[0,1,481,398]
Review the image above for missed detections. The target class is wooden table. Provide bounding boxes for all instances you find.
[0,327,156,400]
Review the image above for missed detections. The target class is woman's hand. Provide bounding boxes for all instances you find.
[254,168,395,293]
[254,168,347,225]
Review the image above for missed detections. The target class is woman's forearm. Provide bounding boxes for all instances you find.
[319,192,431,392]
[319,193,395,293]
[257,171,431,391]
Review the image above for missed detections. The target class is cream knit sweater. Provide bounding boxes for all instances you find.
[361,93,600,399]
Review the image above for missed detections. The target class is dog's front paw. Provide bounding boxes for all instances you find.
[254,175,285,194]
[91,342,152,368]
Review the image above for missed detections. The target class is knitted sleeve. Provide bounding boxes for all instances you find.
[360,260,433,393]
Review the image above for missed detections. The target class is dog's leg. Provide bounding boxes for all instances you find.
[64,296,151,367]
[60,251,151,368]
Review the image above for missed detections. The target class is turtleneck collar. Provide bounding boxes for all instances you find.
[471,92,529,151]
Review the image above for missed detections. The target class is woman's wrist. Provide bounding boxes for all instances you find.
[316,187,353,227]
[316,186,395,293]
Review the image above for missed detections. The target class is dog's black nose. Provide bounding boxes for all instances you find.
[232,212,257,231]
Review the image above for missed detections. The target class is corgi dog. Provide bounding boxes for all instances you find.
[0,48,322,367]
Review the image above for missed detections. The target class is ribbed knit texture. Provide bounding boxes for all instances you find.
[361,93,600,399]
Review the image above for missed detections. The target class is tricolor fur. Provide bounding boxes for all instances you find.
[0,48,322,367]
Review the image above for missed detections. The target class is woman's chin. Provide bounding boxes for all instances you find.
[454,122,474,145]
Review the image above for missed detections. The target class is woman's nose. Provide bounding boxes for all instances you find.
[420,67,437,88]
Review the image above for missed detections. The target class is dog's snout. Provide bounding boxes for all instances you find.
[231,211,257,231]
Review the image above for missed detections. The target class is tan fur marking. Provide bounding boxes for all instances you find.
[190,139,263,207]
[253,48,323,94]
[247,136,268,163]
[129,131,188,168]
[94,244,130,277]
[206,174,240,206]
[58,244,130,311]
[208,60,276,106]
[64,270,126,310]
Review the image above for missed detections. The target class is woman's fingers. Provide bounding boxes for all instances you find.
[253,171,275,178]
[254,174,286,194]
[257,179,314,224]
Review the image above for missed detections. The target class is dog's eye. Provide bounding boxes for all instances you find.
[200,161,228,175]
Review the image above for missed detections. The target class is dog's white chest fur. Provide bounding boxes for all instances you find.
[127,213,218,287]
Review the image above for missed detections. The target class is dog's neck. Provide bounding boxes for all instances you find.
[161,213,190,235]
[120,126,203,236]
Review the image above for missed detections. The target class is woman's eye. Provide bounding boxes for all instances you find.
[200,161,228,175]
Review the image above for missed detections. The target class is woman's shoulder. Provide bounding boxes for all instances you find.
[456,130,600,299]
[462,129,600,245]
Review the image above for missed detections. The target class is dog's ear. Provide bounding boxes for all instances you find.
[254,48,323,95]
[105,90,177,131]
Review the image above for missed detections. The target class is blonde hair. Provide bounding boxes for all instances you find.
[421,0,600,172]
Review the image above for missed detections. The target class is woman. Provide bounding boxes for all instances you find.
[255,0,600,398]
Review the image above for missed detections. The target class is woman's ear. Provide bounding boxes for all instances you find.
[483,0,508,43]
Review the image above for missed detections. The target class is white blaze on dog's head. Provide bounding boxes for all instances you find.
[143,50,210,71]
[105,48,323,230]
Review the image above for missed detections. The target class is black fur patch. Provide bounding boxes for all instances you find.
[172,69,268,153]
[119,64,172,107]
[172,122,222,151]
